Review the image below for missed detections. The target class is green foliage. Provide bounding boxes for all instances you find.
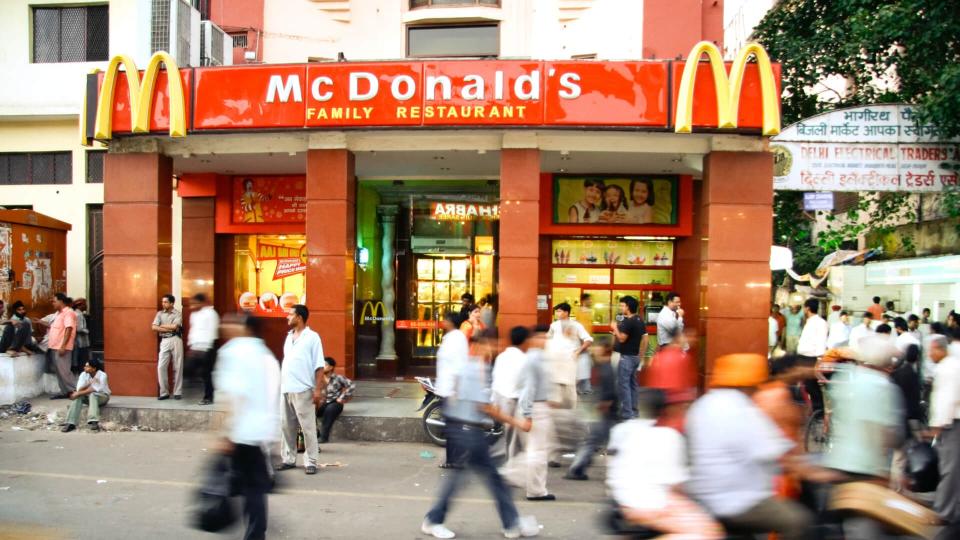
[773,191,825,278]
[755,0,960,256]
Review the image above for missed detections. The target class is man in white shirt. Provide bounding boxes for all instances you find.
[491,326,529,461]
[546,302,592,408]
[656,292,684,350]
[214,313,280,540]
[797,299,829,412]
[276,305,326,475]
[826,310,851,349]
[61,357,111,432]
[929,332,960,528]
[188,293,220,406]
[848,311,876,352]
[768,315,779,358]
[435,312,469,469]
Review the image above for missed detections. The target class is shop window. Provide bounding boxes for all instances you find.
[86,150,105,184]
[33,5,109,63]
[407,24,499,58]
[233,234,306,317]
[0,152,72,185]
[549,239,675,340]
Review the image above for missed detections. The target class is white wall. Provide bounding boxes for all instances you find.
[262,0,645,63]
[723,0,775,56]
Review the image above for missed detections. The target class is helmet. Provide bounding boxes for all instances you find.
[709,353,768,388]
[643,347,698,403]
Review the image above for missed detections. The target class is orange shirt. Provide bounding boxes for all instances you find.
[48,307,77,351]
[866,304,885,321]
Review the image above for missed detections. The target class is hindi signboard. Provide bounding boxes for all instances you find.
[772,104,960,192]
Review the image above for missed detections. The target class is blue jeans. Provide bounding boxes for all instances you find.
[617,354,641,419]
[426,421,519,529]
[568,416,615,476]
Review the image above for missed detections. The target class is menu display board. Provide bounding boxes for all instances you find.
[551,239,674,266]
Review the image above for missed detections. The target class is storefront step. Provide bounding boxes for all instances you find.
[93,385,432,444]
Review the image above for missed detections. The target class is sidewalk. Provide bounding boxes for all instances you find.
[96,379,432,443]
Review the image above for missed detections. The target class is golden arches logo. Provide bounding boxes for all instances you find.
[674,41,781,136]
[360,301,386,324]
[85,52,187,144]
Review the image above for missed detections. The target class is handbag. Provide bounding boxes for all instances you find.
[905,438,940,493]
[189,453,239,532]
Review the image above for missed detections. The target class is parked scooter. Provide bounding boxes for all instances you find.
[415,376,503,447]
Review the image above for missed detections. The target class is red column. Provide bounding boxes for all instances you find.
[305,149,356,378]
[102,152,173,396]
[180,197,216,335]
[498,149,541,345]
[700,151,773,371]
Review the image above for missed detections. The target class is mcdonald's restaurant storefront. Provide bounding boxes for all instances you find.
[88,43,782,395]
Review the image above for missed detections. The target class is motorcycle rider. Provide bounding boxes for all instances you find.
[685,353,816,540]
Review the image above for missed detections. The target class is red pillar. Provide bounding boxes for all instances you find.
[102,152,173,396]
[498,149,541,344]
[180,197,216,335]
[700,151,773,373]
[305,149,356,378]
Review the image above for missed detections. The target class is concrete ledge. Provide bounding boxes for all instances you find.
[0,353,60,405]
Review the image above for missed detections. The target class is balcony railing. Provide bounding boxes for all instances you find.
[410,0,500,8]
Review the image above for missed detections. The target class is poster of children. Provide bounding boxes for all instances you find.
[232,176,307,224]
[553,175,678,225]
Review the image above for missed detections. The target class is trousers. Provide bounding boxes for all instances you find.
[936,422,960,523]
[280,389,318,468]
[0,321,32,352]
[66,392,109,425]
[232,443,269,540]
[617,354,641,419]
[316,400,344,441]
[426,421,519,529]
[719,497,814,540]
[48,349,78,395]
[158,336,184,397]
[568,415,615,476]
[501,402,553,497]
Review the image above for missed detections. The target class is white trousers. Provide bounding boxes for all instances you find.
[280,389,319,468]
[501,402,553,497]
[157,336,184,397]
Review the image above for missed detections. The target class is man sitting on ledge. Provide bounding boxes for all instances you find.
[62,358,111,433]
[1,301,39,356]
[316,357,355,444]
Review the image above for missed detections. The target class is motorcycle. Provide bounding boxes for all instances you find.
[415,376,504,447]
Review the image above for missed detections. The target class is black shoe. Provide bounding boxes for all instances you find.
[158,395,170,401]
[319,435,329,444]
[305,466,317,475]
[173,395,182,400]
[198,399,213,405]
[548,461,562,468]
[88,422,100,432]
[275,463,296,472]
[49,393,68,400]
[60,424,76,433]
[564,471,589,481]
[526,494,556,501]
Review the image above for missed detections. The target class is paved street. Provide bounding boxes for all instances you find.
[0,428,608,539]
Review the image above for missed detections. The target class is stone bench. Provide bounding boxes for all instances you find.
[0,353,59,405]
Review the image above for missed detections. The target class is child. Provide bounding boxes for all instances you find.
[626,178,655,224]
[566,179,604,223]
[598,184,628,223]
[62,358,111,432]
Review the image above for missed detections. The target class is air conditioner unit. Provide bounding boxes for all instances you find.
[152,0,200,66]
[200,20,231,66]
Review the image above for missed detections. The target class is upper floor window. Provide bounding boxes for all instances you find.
[410,0,500,7]
[0,152,73,185]
[32,5,109,63]
[86,150,105,184]
[407,24,499,58]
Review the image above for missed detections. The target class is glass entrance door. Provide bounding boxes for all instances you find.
[413,256,470,357]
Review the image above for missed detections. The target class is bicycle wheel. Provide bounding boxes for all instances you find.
[804,409,827,453]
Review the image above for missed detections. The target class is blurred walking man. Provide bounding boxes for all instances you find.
[188,293,219,405]
[152,294,183,400]
[214,314,280,540]
[656,292,684,350]
[421,325,539,539]
[276,305,326,475]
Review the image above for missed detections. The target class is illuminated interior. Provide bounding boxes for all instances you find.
[233,234,307,317]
